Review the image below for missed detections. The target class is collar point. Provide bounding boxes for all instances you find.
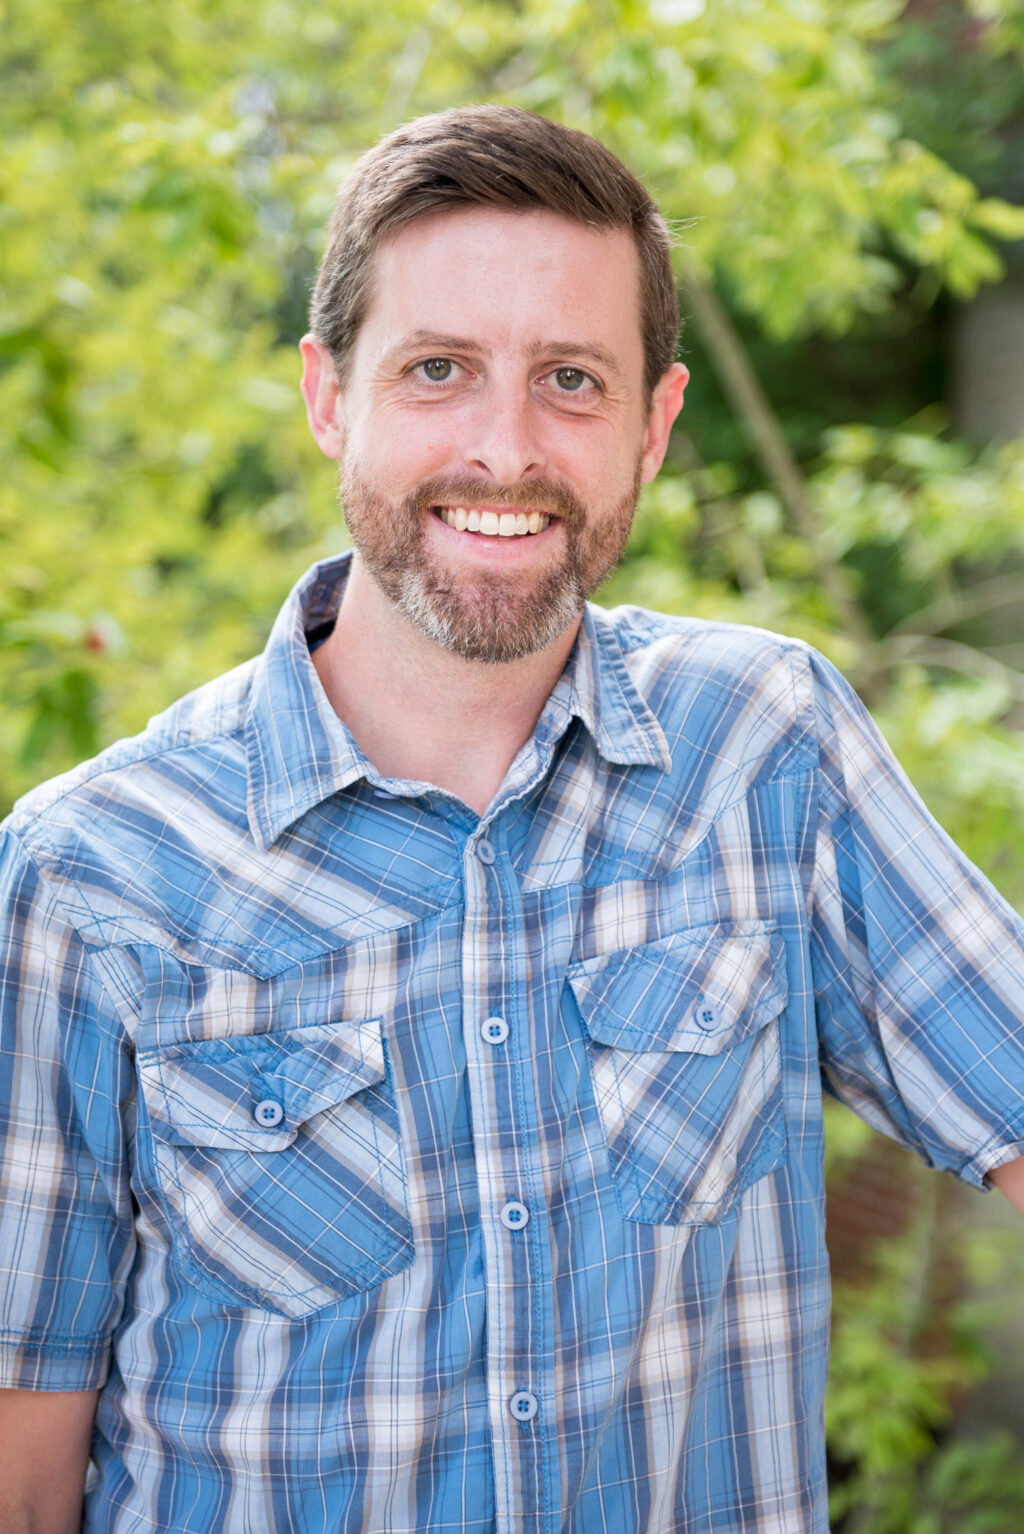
[246,801,279,854]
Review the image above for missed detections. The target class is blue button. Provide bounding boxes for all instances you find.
[500,1200,530,1231]
[481,1016,509,1046]
[475,839,496,865]
[509,1389,538,1422]
[253,1098,284,1128]
[693,999,717,1031]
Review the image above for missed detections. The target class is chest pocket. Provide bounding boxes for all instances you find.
[138,1015,413,1317]
[567,927,788,1225]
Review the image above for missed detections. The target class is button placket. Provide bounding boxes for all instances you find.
[460,827,550,1523]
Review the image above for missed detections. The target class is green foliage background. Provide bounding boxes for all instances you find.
[3,0,1024,1525]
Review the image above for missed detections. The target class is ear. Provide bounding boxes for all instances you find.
[639,362,689,484]
[299,334,345,460]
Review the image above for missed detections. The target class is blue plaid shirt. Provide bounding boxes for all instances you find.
[3,553,1024,1534]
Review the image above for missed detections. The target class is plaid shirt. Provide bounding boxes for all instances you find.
[3,553,1024,1534]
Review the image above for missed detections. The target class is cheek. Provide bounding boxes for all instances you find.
[361,415,451,479]
[558,432,630,492]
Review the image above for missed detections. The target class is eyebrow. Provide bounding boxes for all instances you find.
[393,330,625,376]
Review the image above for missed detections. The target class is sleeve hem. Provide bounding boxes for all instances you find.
[960,1136,1024,1191]
[0,1336,111,1391]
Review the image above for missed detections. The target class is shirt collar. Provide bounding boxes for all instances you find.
[246,553,671,850]
[553,603,672,774]
[246,555,370,850]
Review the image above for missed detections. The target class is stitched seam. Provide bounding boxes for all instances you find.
[0,1328,111,1348]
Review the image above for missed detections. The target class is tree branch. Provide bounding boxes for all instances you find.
[682,266,880,692]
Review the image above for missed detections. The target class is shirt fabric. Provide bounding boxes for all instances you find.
[2,552,1024,1534]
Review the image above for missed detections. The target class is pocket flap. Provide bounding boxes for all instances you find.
[139,1018,385,1150]
[567,928,786,1056]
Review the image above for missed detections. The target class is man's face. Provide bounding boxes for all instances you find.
[302,206,686,663]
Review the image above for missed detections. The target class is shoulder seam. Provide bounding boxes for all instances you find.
[11,717,247,829]
[2,825,138,1034]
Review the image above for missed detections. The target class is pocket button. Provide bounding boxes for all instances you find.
[692,999,717,1031]
[253,1098,285,1128]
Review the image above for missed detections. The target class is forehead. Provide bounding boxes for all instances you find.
[356,206,645,368]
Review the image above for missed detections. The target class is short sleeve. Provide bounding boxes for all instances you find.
[0,825,136,1389]
[807,651,1024,1188]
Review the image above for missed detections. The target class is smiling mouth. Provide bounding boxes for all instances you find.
[433,506,552,538]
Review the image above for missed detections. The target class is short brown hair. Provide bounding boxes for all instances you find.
[309,105,679,401]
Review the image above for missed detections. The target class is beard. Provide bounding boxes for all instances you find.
[338,461,642,664]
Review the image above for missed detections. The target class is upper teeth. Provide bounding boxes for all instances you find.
[441,507,550,537]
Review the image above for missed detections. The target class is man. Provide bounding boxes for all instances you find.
[1,105,1023,1534]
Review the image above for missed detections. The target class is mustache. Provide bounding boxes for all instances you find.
[408,475,588,528]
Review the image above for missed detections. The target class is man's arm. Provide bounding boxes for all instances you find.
[989,1154,1024,1215]
[0,1387,98,1533]
[0,829,133,1527]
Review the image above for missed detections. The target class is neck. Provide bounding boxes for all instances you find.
[312,555,580,816]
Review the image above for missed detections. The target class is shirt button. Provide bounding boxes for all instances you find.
[481,1016,509,1046]
[475,839,496,865]
[500,1200,530,1231]
[693,998,717,1030]
[253,1098,285,1128]
[509,1390,538,1422]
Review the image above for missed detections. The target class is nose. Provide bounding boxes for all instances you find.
[461,380,545,483]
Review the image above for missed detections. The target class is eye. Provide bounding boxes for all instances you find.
[551,366,595,393]
[417,357,456,383]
